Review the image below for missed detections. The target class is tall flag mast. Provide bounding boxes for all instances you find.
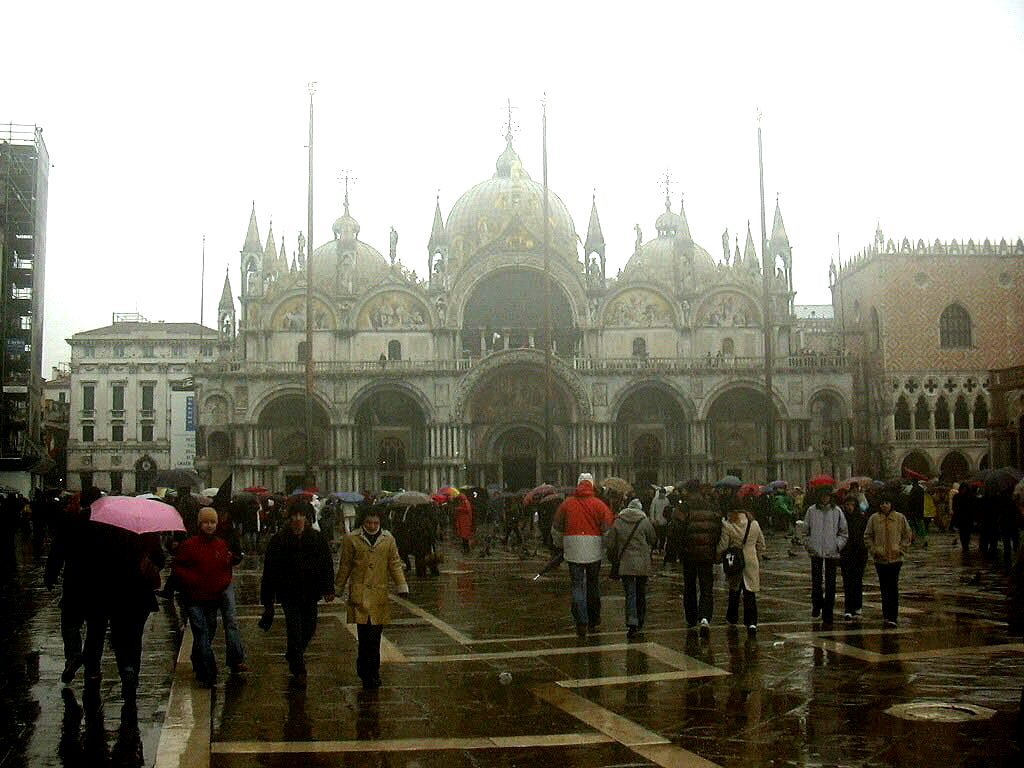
[758,111,775,481]
[305,82,316,488]
[542,95,553,482]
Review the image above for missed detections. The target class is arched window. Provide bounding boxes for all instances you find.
[974,396,989,430]
[939,304,972,348]
[894,395,911,431]
[914,395,930,429]
[631,337,647,357]
[934,396,950,430]
[721,337,735,356]
[388,340,402,361]
[954,395,971,429]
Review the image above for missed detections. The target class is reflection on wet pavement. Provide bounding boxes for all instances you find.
[2,529,1023,766]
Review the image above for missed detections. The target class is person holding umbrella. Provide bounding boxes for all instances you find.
[81,495,179,714]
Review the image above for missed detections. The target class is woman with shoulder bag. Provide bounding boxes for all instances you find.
[716,496,766,635]
[605,498,657,639]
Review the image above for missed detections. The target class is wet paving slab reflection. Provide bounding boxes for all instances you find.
[4,530,1024,766]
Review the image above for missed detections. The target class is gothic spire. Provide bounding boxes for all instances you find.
[771,196,789,245]
[277,240,289,274]
[743,222,759,271]
[584,193,605,257]
[677,195,692,242]
[243,202,261,253]
[218,267,234,310]
[263,220,277,271]
[428,194,447,253]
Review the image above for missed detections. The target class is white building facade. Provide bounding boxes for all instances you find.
[66,314,217,492]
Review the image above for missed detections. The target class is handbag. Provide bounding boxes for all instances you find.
[721,518,752,577]
[609,518,643,580]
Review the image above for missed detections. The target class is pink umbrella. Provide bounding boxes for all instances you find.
[90,495,186,534]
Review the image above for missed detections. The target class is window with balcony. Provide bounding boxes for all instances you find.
[201,344,213,358]
[81,344,95,358]
[82,424,94,442]
[171,343,183,357]
[82,384,95,412]
[939,304,972,348]
[388,340,402,361]
[141,423,154,442]
[111,424,124,442]
[113,343,126,358]
[631,337,647,358]
[109,471,123,495]
[141,344,154,357]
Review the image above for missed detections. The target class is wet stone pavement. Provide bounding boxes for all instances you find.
[2,528,1023,767]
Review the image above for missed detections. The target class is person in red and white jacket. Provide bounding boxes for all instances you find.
[552,473,613,637]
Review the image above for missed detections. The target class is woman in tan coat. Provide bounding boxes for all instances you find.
[716,500,767,635]
[336,509,409,689]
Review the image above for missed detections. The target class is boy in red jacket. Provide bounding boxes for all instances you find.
[172,507,244,686]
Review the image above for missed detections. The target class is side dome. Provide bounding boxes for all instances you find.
[309,201,390,291]
[620,198,716,282]
[444,137,579,273]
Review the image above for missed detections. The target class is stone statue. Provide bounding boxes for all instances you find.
[297,231,306,259]
[634,224,643,256]
[389,226,398,264]
[722,229,730,264]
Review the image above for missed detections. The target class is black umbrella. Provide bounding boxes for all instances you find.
[533,551,564,580]
[971,466,1023,494]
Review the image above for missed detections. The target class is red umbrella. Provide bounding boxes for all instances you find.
[435,486,460,499]
[808,474,835,488]
[90,495,186,534]
[738,483,763,498]
[523,483,557,506]
[902,467,928,482]
[242,486,269,495]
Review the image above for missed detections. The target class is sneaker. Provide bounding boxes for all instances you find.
[843,613,853,620]
[626,625,639,639]
[884,620,898,628]
[575,624,588,638]
[747,624,757,635]
[812,607,821,619]
[699,618,710,635]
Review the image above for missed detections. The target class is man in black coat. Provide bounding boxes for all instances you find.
[259,501,335,685]
[676,481,722,632]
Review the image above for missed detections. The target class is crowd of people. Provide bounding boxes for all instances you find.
[24,466,1024,738]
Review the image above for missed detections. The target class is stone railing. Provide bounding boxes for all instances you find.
[195,352,850,378]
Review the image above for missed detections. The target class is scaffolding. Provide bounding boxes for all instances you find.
[0,123,49,465]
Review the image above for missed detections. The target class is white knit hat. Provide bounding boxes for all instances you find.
[577,472,595,485]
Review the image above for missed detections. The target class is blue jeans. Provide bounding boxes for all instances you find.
[621,575,648,628]
[219,583,245,669]
[569,560,602,627]
[186,601,220,683]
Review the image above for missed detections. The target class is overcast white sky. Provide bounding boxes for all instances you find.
[7,1,1024,373]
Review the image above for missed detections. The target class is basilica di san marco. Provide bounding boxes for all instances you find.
[194,132,852,494]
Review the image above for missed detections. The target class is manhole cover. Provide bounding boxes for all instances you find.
[885,701,996,723]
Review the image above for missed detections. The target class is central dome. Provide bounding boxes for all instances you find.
[445,138,579,273]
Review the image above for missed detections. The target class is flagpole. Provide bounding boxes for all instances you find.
[305,83,316,489]
[542,95,553,483]
[758,112,775,482]
[199,234,206,333]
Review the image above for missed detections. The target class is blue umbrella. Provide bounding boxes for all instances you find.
[716,475,742,489]
[332,491,364,503]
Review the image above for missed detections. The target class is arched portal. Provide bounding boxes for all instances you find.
[615,385,689,487]
[257,395,331,490]
[706,387,779,481]
[809,391,849,476]
[900,450,932,479]
[353,389,428,492]
[461,269,579,357]
[939,451,970,482]
[466,362,577,486]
